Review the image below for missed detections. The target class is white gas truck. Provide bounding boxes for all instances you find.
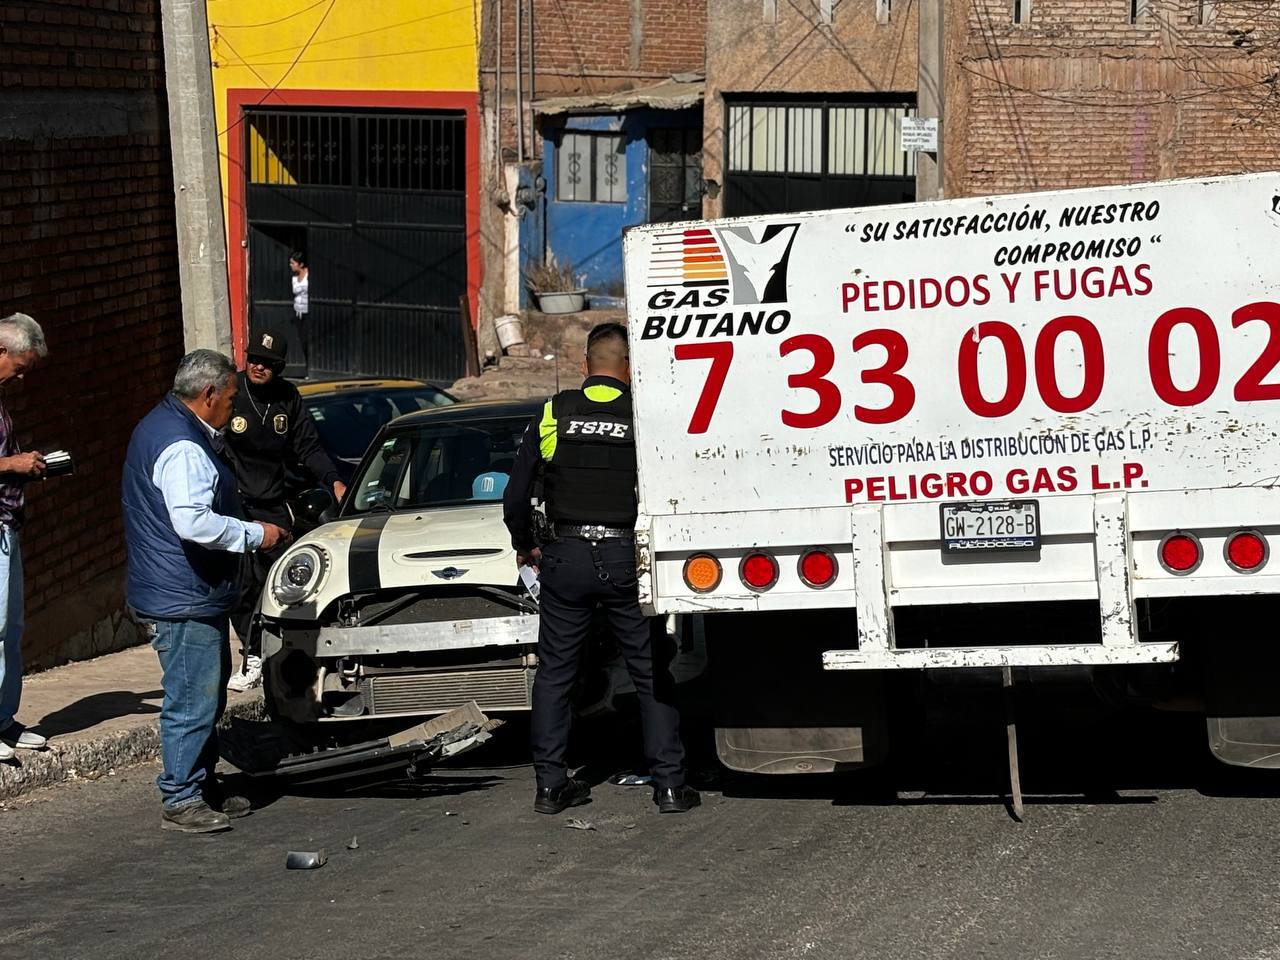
[624,172,1280,785]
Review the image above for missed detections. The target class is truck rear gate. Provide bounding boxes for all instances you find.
[624,172,1280,772]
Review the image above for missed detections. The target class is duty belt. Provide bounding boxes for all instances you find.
[554,523,633,540]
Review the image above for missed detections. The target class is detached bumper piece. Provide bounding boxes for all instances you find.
[219,701,503,784]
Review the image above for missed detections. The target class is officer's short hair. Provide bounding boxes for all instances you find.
[585,322,628,367]
[173,349,236,400]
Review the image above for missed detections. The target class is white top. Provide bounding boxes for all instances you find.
[292,272,309,316]
[151,416,263,552]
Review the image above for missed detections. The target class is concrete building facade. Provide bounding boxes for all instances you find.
[477,0,707,316]
[0,0,183,669]
[702,0,920,219]
[206,1,483,383]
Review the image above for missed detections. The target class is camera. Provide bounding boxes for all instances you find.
[43,450,73,478]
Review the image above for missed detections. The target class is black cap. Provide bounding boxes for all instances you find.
[247,329,288,364]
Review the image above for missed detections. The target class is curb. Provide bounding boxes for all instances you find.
[0,695,264,802]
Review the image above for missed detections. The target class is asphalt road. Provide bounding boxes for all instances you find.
[4,695,1280,960]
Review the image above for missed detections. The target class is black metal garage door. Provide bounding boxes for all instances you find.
[244,109,467,382]
[724,98,917,217]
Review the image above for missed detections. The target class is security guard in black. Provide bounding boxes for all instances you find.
[503,322,699,815]
[223,330,344,671]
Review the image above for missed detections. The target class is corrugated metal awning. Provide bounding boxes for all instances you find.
[532,74,704,116]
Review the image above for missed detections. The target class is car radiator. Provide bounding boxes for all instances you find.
[360,667,533,716]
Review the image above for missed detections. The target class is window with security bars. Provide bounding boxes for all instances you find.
[245,109,464,191]
[557,131,626,203]
[726,102,917,178]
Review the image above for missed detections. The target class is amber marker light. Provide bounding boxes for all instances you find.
[683,554,723,593]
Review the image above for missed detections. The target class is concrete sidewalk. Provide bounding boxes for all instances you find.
[0,640,260,801]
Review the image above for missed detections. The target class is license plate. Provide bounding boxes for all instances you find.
[940,500,1040,554]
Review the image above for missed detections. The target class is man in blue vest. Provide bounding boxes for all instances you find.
[503,322,699,816]
[122,349,289,834]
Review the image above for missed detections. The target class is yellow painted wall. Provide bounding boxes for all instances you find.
[207,0,481,211]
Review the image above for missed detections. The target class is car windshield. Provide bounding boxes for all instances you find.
[347,416,529,514]
[304,387,455,463]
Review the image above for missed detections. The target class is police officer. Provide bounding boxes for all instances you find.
[223,330,346,691]
[503,322,700,815]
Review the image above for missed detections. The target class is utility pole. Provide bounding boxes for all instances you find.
[916,0,945,201]
[160,0,233,355]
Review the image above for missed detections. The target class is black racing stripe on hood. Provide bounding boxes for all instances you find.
[348,513,393,592]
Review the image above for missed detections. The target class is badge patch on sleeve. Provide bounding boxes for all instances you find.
[273,414,288,435]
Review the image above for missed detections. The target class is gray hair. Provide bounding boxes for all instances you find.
[172,349,236,400]
[0,313,48,359]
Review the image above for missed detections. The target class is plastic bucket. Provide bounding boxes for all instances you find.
[494,314,526,350]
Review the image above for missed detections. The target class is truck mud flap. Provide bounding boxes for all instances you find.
[219,701,503,784]
[1197,602,1280,768]
[714,725,876,774]
[706,611,888,774]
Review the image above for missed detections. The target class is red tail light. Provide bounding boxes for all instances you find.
[739,551,779,591]
[798,548,838,588]
[1158,532,1202,575]
[1226,530,1268,573]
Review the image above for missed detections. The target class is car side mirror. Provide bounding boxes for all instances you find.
[298,487,333,522]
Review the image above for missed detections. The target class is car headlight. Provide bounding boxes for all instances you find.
[271,545,329,606]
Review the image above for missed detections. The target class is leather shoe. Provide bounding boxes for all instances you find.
[210,793,252,819]
[533,778,591,815]
[160,800,231,834]
[653,784,701,814]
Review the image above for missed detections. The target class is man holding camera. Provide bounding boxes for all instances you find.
[0,312,49,762]
[223,330,345,692]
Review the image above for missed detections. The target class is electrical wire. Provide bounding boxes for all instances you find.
[237,2,475,60]
[210,0,330,30]
[232,41,478,68]
[217,0,338,138]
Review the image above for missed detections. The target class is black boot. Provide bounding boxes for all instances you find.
[533,778,592,815]
[653,784,701,814]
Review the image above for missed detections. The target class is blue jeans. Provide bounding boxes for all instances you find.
[0,526,24,729]
[140,614,231,809]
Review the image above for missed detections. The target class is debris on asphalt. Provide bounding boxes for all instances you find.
[285,851,328,870]
[564,818,596,831]
[346,836,359,850]
[444,810,458,817]
[608,772,654,787]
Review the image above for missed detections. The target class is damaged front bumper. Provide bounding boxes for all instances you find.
[262,613,540,723]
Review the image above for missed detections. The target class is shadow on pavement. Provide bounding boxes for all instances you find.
[35,689,163,737]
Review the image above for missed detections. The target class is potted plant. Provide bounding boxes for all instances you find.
[525,255,587,314]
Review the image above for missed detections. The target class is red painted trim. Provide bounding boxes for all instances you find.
[223,88,483,366]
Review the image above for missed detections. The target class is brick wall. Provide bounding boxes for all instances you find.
[947,0,1280,197]
[0,0,183,669]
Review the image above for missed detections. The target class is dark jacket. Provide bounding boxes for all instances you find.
[122,394,243,619]
[223,371,339,505]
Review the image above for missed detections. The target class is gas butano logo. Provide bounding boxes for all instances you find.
[641,223,800,340]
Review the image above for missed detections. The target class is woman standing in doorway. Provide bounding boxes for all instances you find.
[289,251,309,371]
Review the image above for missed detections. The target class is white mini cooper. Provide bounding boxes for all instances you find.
[257,400,545,725]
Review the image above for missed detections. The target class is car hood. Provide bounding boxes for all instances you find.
[261,503,521,620]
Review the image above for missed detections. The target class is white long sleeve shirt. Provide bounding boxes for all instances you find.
[151,418,263,552]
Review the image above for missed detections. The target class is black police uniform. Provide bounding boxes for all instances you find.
[503,374,687,796]
[223,359,340,656]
